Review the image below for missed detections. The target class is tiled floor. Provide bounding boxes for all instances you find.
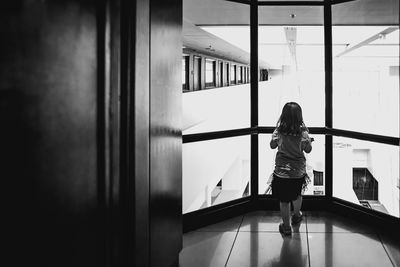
[180,210,400,267]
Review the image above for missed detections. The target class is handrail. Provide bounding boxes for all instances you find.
[183,126,400,146]
[183,127,256,143]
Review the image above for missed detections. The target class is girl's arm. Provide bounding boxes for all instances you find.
[301,130,312,153]
[270,128,279,149]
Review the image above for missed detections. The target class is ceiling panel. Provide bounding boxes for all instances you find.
[184,0,399,25]
[183,0,399,71]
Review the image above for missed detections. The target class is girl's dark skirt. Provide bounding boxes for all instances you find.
[271,174,310,202]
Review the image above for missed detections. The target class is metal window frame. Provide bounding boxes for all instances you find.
[182,0,400,230]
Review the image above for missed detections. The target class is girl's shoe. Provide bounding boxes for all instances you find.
[279,223,292,235]
[292,212,303,225]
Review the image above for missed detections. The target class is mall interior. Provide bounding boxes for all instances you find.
[1,0,399,266]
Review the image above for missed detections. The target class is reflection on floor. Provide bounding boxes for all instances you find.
[180,211,400,267]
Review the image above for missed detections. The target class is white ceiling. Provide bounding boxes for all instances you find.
[183,0,399,70]
[183,0,399,25]
[183,20,254,66]
[203,25,399,69]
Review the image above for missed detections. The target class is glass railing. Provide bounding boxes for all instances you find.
[183,135,250,214]
[333,136,399,218]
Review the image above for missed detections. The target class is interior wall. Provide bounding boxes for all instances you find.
[1,0,183,266]
[0,1,101,266]
[149,0,183,266]
[130,0,151,265]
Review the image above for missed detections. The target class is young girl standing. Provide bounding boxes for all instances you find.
[270,102,313,235]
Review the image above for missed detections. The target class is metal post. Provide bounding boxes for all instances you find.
[324,1,333,199]
[250,0,259,199]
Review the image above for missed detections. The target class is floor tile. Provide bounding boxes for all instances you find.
[379,233,400,267]
[306,211,376,233]
[179,231,237,267]
[240,210,307,233]
[195,215,243,232]
[226,232,309,267]
[182,211,400,267]
[308,232,393,267]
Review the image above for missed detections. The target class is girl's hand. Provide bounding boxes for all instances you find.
[301,131,313,153]
[270,128,280,149]
[301,124,309,133]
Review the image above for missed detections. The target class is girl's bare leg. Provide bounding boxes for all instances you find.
[280,201,291,227]
[292,195,303,216]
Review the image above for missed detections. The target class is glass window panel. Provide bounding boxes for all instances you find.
[259,134,325,195]
[193,56,201,91]
[183,0,249,134]
[182,55,189,91]
[333,137,399,218]
[226,63,230,85]
[332,0,399,137]
[182,83,250,134]
[219,61,224,86]
[182,57,186,85]
[258,6,325,127]
[231,65,236,83]
[183,136,251,214]
[205,59,216,88]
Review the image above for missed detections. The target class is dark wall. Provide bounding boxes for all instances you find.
[1,0,182,266]
[0,1,100,266]
[150,0,183,266]
[130,0,150,266]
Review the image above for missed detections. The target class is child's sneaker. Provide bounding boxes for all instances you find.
[279,223,292,235]
[291,212,303,225]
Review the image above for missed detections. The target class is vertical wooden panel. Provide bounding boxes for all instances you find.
[150,0,182,266]
[1,1,183,266]
[0,1,101,266]
[131,0,150,266]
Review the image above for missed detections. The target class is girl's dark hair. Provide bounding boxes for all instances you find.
[276,102,306,135]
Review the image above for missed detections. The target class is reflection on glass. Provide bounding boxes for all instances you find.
[259,134,325,195]
[333,137,399,218]
[332,0,399,137]
[183,136,250,214]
